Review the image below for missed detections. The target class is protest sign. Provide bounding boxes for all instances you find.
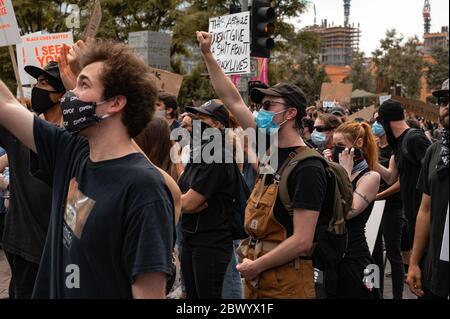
[83,0,102,40]
[323,101,335,109]
[16,32,74,85]
[0,0,21,46]
[209,11,250,75]
[321,83,353,104]
[379,95,391,106]
[366,200,386,255]
[148,67,183,97]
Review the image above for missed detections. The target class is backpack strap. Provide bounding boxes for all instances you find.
[278,147,325,215]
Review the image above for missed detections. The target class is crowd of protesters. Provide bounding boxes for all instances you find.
[0,31,448,300]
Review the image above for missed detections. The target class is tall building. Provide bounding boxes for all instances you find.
[424,26,449,53]
[303,21,361,66]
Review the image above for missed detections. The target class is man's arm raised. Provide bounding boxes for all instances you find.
[197,31,256,131]
[0,80,36,153]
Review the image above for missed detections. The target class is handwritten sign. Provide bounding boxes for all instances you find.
[148,67,183,97]
[16,32,74,85]
[209,12,250,75]
[379,95,391,106]
[0,0,21,46]
[323,101,335,109]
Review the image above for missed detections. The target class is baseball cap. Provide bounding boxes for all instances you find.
[330,107,346,117]
[185,100,230,127]
[24,61,65,92]
[251,83,307,117]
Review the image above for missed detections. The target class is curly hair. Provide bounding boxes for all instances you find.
[80,39,157,137]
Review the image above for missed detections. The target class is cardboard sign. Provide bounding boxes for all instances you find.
[320,83,353,104]
[392,96,440,122]
[209,11,250,75]
[441,206,449,262]
[0,0,21,46]
[148,67,183,97]
[365,200,386,255]
[348,105,376,122]
[129,31,172,71]
[16,32,74,85]
[83,0,102,40]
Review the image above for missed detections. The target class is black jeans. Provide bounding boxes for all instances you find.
[4,251,39,299]
[373,206,405,299]
[181,241,232,299]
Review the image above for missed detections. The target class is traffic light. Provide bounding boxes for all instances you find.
[251,0,276,58]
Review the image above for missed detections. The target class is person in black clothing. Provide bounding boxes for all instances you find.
[407,79,449,299]
[198,31,326,299]
[371,115,405,299]
[0,40,175,298]
[376,100,431,267]
[178,100,235,299]
[0,61,65,299]
[331,122,381,299]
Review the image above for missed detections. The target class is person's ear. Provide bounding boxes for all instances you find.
[355,138,364,148]
[286,107,297,121]
[109,95,127,114]
[51,92,64,104]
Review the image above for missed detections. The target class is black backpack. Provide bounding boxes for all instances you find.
[228,162,251,240]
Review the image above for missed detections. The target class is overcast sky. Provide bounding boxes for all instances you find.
[293,0,449,56]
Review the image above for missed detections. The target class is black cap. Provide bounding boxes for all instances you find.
[432,79,449,98]
[251,83,307,117]
[379,99,405,122]
[185,100,230,127]
[330,107,346,117]
[24,61,65,92]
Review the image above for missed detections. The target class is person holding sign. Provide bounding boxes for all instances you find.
[407,79,449,299]
[0,61,65,299]
[0,39,174,299]
[198,31,327,299]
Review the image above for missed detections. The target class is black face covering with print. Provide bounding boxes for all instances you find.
[60,91,109,134]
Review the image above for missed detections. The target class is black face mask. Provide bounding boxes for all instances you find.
[60,91,111,134]
[333,145,364,165]
[31,87,59,115]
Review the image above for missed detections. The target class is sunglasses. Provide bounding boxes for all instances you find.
[261,100,289,110]
[314,126,332,133]
[438,96,449,107]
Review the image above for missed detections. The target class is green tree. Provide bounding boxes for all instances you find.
[425,46,449,91]
[344,51,375,93]
[372,30,424,99]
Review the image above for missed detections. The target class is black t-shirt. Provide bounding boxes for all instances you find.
[30,117,174,299]
[378,144,402,210]
[394,129,431,220]
[0,127,52,264]
[178,160,235,250]
[417,142,449,298]
[261,145,327,237]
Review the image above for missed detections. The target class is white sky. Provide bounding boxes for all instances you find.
[293,0,449,56]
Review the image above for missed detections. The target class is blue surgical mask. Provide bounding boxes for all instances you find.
[311,130,328,147]
[256,109,287,135]
[372,122,385,137]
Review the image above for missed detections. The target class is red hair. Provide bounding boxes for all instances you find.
[336,122,378,170]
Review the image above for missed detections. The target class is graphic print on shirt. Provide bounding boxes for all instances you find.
[63,178,95,249]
